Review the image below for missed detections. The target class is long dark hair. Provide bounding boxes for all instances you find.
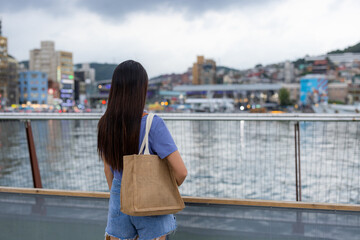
[97,60,148,171]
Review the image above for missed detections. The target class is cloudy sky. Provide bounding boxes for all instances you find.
[1,0,360,77]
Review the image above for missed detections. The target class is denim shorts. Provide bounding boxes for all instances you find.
[105,177,177,240]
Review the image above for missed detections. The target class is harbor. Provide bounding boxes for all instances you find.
[1,113,360,239]
[1,1,360,238]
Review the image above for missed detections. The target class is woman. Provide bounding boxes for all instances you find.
[97,60,187,240]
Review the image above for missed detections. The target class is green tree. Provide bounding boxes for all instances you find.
[279,88,291,106]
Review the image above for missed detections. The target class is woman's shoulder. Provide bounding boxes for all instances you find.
[144,113,163,123]
[144,114,166,132]
[149,114,163,129]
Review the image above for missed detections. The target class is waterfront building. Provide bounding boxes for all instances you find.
[18,71,47,104]
[30,41,58,102]
[0,24,8,108]
[7,55,19,105]
[328,82,348,103]
[192,56,216,85]
[56,51,74,107]
[174,83,281,104]
[300,75,328,106]
[74,63,96,106]
[0,21,19,107]
[30,41,74,107]
[30,41,57,83]
[281,83,300,102]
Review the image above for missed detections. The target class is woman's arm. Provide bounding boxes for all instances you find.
[103,158,114,191]
[166,150,187,186]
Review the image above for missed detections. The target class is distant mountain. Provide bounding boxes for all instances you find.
[328,41,360,54]
[75,63,117,81]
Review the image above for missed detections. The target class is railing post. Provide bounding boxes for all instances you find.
[25,120,42,188]
[294,122,302,201]
[294,122,299,201]
[297,122,302,201]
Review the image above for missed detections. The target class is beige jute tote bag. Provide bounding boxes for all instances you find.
[120,113,185,216]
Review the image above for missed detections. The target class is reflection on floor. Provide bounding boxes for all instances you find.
[0,192,359,240]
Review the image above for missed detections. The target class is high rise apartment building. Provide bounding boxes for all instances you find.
[7,55,19,105]
[56,51,74,107]
[0,19,20,107]
[30,41,74,107]
[192,56,216,85]
[0,35,8,105]
[30,41,57,82]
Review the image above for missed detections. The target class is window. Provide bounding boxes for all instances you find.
[23,93,28,98]
[31,73,38,78]
[42,74,46,78]
[41,94,46,98]
[42,100,45,104]
[42,88,45,91]
[43,81,46,85]
[35,81,39,84]
[24,87,27,91]
[31,87,38,91]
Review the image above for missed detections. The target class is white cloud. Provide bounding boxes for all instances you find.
[1,0,360,78]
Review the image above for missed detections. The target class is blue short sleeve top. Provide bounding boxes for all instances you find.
[111,114,177,180]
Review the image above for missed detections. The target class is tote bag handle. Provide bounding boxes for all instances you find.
[138,113,154,155]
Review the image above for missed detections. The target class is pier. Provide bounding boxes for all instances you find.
[1,113,360,239]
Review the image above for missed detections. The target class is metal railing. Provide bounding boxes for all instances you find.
[0,113,359,204]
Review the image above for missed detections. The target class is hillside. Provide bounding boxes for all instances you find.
[328,41,360,54]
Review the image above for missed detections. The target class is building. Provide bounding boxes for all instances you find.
[30,41,74,107]
[328,83,348,103]
[7,55,19,105]
[192,56,216,85]
[30,41,57,82]
[18,71,47,104]
[281,83,300,102]
[0,21,19,107]
[174,83,282,104]
[74,63,96,106]
[30,41,58,101]
[300,75,328,105]
[284,61,295,83]
[56,51,74,107]
[327,53,360,65]
[305,53,360,65]
[348,84,360,104]
[0,27,8,108]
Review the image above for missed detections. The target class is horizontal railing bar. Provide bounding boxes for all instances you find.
[0,186,109,198]
[0,112,359,121]
[1,187,359,212]
[0,113,102,120]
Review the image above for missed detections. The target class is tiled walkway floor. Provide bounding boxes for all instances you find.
[0,192,359,240]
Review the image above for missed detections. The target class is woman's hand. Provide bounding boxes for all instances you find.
[166,150,187,186]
